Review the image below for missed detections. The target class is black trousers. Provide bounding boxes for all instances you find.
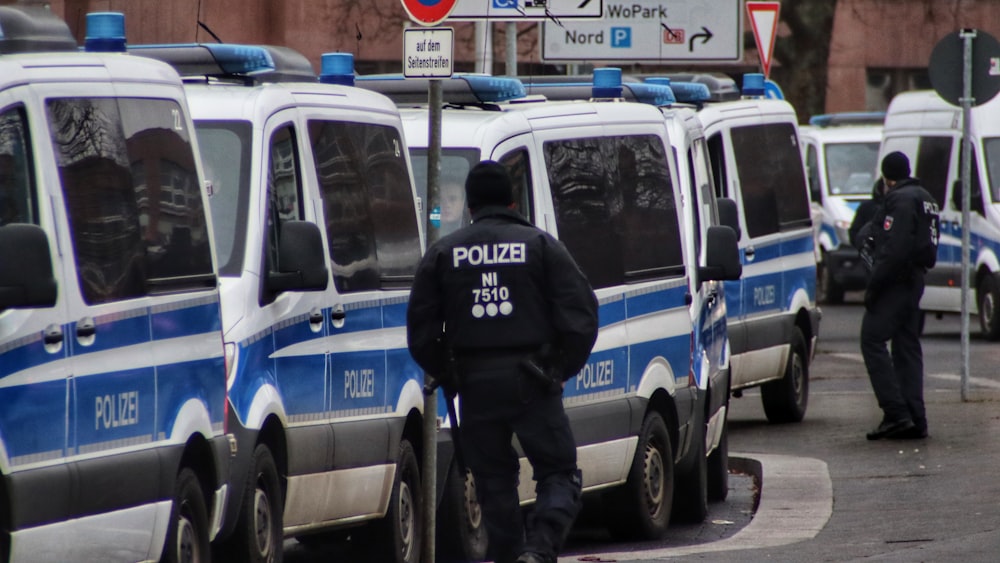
[457,356,582,563]
[860,275,927,432]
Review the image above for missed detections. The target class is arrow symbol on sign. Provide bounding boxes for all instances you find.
[577,0,592,8]
[688,26,713,51]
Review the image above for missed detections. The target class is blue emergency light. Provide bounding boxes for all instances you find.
[666,82,711,105]
[84,12,126,53]
[741,73,766,98]
[592,67,623,99]
[809,112,886,127]
[128,43,316,83]
[320,52,354,86]
[524,80,676,106]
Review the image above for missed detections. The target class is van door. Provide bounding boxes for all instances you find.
[0,98,70,481]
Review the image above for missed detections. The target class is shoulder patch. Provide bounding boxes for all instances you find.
[883,216,894,231]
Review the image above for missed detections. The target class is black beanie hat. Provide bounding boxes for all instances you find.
[881,151,911,182]
[465,160,513,210]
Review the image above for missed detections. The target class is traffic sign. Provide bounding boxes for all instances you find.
[542,0,741,63]
[747,1,780,79]
[404,27,454,78]
[449,0,602,21]
[400,0,458,27]
[929,29,1000,107]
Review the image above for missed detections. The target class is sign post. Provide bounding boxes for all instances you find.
[746,1,780,79]
[928,29,1000,401]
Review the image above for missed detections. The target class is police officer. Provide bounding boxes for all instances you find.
[861,151,939,440]
[407,161,598,563]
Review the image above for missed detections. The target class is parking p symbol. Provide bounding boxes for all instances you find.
[611,27,631,48]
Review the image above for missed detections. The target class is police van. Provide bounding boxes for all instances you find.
[799,112,884,303]
[359,70,741,559]
[880,89,1000,339]
[690,74,821,424]
[129,45,428,562]
[0,8,230,562]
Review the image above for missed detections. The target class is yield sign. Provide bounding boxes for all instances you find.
[747,1,780,79]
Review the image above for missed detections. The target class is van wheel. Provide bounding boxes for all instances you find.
[707,423,729,502]
[162,468,210,563]
[978,274,1000,341]
[437,461,488,562]
[602,412,674,540]
[222,444,283,563]
[817,255,844,304]
[761,327,809,423]
[358,439,422,563]
[671,426,707,524]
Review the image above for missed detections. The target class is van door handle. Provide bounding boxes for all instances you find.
[43,326,64,345]
[76,318,96,338]
[745,247,756,260]
[330,309,346,322]
[309,310,324,324]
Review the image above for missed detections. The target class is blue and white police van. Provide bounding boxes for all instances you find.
[0,8,230,562]
[359,70,741,559]
[880,89,1000,339]
[128,45,428,562]
[799,112,884,303]
[691,74,821,424]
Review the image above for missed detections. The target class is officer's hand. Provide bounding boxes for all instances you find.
[864,289,877,311]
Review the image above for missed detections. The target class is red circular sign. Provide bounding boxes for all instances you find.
[400,0,457,26]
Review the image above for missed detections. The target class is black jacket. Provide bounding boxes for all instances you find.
[406,206,599,381]
[849,179,885,250]
[866,178,940,294]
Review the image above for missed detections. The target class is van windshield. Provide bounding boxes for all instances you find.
[409,148,479,246]
[195,120,252,276]
[984,138,1000,202]
[824,142,879,196]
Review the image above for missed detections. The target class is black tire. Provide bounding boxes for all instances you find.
[671,427,707,524]
[601,411,674,541]
[358,439,422,563]
[761,327,809,423]
[707,423,729,502]
[219,444,283,563]
[978,274,1000,341]
[437,461,488,562]
[817,254,844,304]
[161,468,210,563]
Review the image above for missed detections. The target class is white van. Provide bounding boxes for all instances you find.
[359,71,741,559]
[0,9,230,562]
[129,47,428,561]
[880,89,1000,339]
[799,113,884,303]
[693,75,822,424]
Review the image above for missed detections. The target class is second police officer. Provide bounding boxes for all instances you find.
[406,161,599,563]
[859,151,939,441]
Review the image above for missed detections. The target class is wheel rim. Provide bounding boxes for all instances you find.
[177,504,198,563]
[398,479,415,561]
[982,289,995,332]
[253,483,273,559]
[817,262,829,302]
[642,441,665,518]
[463,470,482,530]
[792,352,805,403]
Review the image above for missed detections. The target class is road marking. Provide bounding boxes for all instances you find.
[561,454,832,561]
[928,372,1000,389]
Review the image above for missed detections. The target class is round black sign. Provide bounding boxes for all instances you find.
[929,29,1000,107]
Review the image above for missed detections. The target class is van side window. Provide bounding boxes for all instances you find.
[309,120,421,292]
[730,123,810,237]
[265,125,304,282]
[805,144,821,202]
[915,136,952,207]
[984,138,1000,203]
[707,133,728,199]
[545,134,681,289]
[48,98,213,304]
[498,149,533,222]
[955,144,984,215]
[195,120,252,276]
[0,106,36,226]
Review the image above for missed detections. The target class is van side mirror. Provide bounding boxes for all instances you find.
[0,224,58,309]
[266,220,329,294]
[700,225,742,282]
[717,197,741,241]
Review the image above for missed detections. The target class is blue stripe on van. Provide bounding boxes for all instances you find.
[0,329,66,378]
[597,297,626,327]
[0,378,67,461]
[624,284,687,318]
[151,299,223,339]
[70,312,150,356]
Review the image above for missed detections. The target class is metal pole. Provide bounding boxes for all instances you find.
[959,29,975,401]
[421,78,443,563]
[505,22,517,76]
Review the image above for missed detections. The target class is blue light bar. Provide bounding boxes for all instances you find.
[320,52,355,86]
[809,112,886,127]
[524,80,676,106]
[742,73,766,98]
[203,44,274,75]
[463,74,526,102]
[0,5,77,54]
[669,82,711,104]
[593,67,623,99]
[355,73,526,104]
[84,12,126,53]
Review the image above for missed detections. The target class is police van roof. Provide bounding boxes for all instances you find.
[357,74,529,106]
[0,5,77,54]
[128,43,318,84]
[808,111,886,127]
